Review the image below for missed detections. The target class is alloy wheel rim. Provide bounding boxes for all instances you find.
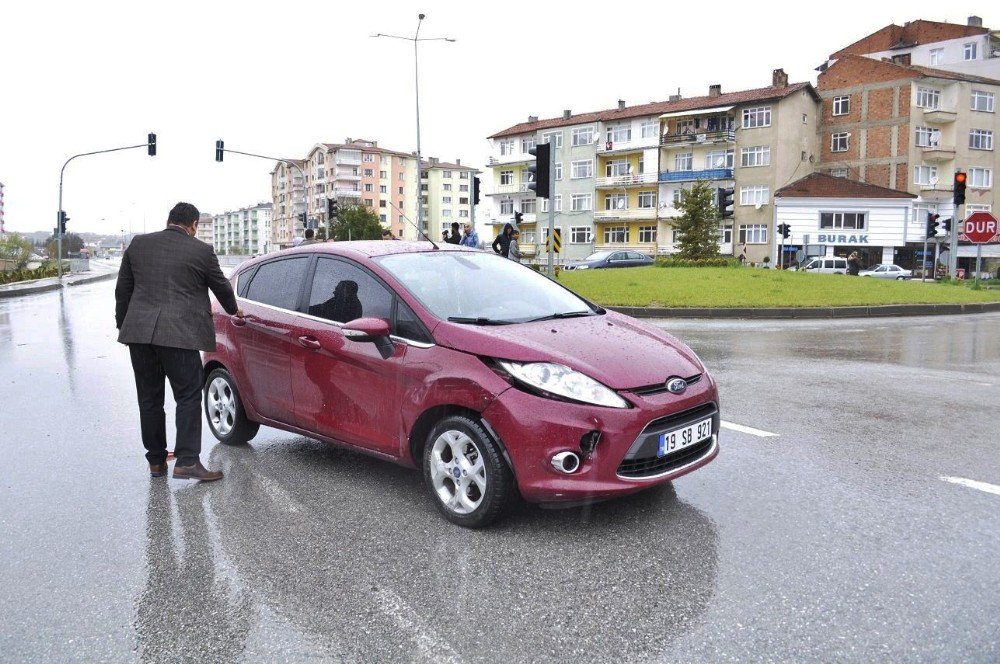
[207,377,237,436]
[430,430,486,515]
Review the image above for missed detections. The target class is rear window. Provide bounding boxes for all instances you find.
[244,257,310,310]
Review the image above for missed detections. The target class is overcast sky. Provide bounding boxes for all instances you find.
[1,1,994,236]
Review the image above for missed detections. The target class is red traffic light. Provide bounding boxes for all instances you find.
[954,172,967,185]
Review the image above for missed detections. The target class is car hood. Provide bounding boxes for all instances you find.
[430,311,705,390]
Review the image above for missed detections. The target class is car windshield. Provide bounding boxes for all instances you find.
[376,251,597,324]
[582,251,614,261]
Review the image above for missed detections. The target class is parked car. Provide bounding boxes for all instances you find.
[801,257,848,274]
[203,242,719,527]
[563,250,654,270]
[859,264,913,280]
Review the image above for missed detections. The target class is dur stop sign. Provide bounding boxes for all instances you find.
[963,211,998,244]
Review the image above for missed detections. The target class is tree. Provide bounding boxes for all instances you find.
[44,232,85,258]
[0,233,35,269]
[328,205,384,242]
[673,181,722,260]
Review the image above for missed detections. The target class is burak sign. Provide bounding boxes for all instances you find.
[817,234,869,244]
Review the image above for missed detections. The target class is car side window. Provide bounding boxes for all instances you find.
[307,257,393,324]
[236,265,258,297]
[874,266,886,273]
[244,257,310,310]
[395,299,432,343]
[627,251,645,260]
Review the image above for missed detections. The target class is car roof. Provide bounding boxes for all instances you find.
[238,240,475,268]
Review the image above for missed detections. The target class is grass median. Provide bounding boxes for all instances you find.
[557,266,1000,308]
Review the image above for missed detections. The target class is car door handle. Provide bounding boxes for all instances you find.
[231,314,252,327]
[297,335,322,350]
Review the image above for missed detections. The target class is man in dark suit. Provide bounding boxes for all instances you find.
[116,202,242,481]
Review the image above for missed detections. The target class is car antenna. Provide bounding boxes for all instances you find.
[387,201,439,250]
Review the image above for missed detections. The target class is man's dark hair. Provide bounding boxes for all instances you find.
[167,202,200,227]
[305,228,315,239]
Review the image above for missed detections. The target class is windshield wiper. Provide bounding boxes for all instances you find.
[526,310,594,323]
[447,317,514,325]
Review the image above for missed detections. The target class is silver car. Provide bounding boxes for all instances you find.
[859,264,912,280]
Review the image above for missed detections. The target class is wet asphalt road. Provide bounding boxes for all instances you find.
[0,278,997,663]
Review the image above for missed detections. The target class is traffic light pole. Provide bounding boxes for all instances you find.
[547,146,555,277]
[218,147,307,242]
[949,204,962,278]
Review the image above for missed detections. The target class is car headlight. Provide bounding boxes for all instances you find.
[576,264,590,270]
[497,361,629,408]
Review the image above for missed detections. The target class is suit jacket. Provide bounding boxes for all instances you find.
[115,225,238,351]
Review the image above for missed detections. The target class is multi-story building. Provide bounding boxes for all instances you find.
[422,158,478,241]
[486,69,820,264]
[271,160,307,248]
[195,212,214,246]
[821,16,1000,79]
[211,203,272,256]
[817,54,1000,265]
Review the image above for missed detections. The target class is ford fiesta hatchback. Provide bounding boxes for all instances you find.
[203,242,719,527]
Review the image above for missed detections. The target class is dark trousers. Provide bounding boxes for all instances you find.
[129,344,203,467]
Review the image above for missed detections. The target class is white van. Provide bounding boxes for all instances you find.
[801,257,848,274]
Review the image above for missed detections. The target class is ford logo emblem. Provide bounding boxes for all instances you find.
[666,378,687,394]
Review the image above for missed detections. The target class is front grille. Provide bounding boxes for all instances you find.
[629,373,703,397]
[642,402,716,434]
[617,437,714,478]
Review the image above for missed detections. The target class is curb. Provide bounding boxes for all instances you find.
[609,301,1000,319]
[0,271,118,299]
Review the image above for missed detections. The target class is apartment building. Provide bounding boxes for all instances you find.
[212,202,273,256]
[817,54,1000,265]
[422,158,478,241]
[822,16,1000,79]
[195,212,214,246]
[486,69,820,264]
[271,160,307,248]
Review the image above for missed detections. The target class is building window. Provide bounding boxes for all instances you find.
[443,184,452,191]
[739,186,769,206]
[915,126,941,147]
[741,145,771,167]
[971,90,995,112]
[379,214,387,223]
[969,168,993,188]
[820,212,867,230]
[916,87,941,110]
[500,199,513,215]
[638,191,656,209]
[605,159,629,177]
[831,132,849,152]
[571,127,596,146]
[570,226,593,243]
[605,193,626,211]
[965,204,992,213]
[571,160,594,179]
[607,124,631,143]
[641,120,658,138]
[364,199,373,207]
[930,48,944,65]
[364,183,373,192]
[399,172,404,181]
[459,184,468,192]
[540,195,562,213]
[379,170,387,179]
[363,154,375,162]
[570,193,593,211]
[442,196,452,204]
[459,197,469,205]
[460,210,470,218]
[499,140,515,156]
[399,187,404,194]
[459,171,469,179]
[705,149,734,169]
[440,170,451,179]
[521,137,536,153]
[442,209,452,217]
[970,129,994,150]
[541,130,563,148]
[638,226,657,243]
[913,165,938,185]
[379,200,387,208]
[603,226,629,243]
[718,226,733,244]
[674,152,693,171]
[379,185,387,193]
[964,42,977,60]
[830,168,849,178]
[739,224,768,244]
[833,95,850,116]
[742,106,772,128]
[364,168,374,177]
[554,162,563,180]
[500,171,513,185]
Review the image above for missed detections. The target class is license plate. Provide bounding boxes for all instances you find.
[658,417,713,457]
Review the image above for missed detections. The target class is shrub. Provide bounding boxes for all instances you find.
[655,256,740,268]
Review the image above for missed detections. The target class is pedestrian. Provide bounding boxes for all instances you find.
[492,222,514,257]
[739,242,748,266]
[508,229,523,262]
[446,222,461,245]
[847,251,861,276]
[300,228,316,245]
[460,222,479,248]
[115,202,241,481]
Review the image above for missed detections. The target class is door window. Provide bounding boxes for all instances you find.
[307,257,393,324]
[244,257,310,310]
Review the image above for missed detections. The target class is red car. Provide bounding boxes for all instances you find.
[203,242,719,527]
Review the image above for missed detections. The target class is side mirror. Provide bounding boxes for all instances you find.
[342,317,394,359]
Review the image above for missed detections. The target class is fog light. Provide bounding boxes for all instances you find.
[551,451,580,474]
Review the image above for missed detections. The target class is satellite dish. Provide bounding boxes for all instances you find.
[755,202,763,210]
[929,175,939,185]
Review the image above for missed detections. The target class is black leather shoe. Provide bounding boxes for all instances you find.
[172,461,223,482]
[149,463,168,478]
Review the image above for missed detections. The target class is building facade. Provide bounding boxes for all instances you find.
[422,158,478,242]
[212,203,272,256]
[195,212,214,246]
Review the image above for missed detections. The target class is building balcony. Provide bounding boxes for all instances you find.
[488,154,533,167]
[335,172,362,181]
[335,153,362,166]
[489,183,532,196]
[659,168,734,182]
[334,188,362,198]
[920,145,956,162]
[923,108,957,124]
[660,130,736,147]
[593,208,658,221]
[595,172,659,188]
[918,182,954,195]
[597,137,660,154]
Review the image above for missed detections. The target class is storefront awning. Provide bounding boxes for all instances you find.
[659,105,734,119]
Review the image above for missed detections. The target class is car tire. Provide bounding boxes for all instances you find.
[423,415,513,528]
[204,367,260,445]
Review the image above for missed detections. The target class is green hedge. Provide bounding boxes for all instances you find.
[655,256,741,268]
[0,263,60,285]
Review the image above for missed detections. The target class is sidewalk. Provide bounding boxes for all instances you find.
[0,261,119,299]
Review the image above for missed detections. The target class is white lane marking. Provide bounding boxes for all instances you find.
[375,589,466,664]
[940,476,1000,497]
[721,421,779,438]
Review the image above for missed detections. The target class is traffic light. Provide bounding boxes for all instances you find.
[953,171,967,205]
[147,133,156,157]
[926,213,940,237]
[778,223,791,239]
[513,211,523,226]
[57,210,68,235]
[215,140,224,162]
[298,212,307,225]
[718,187,734,219]
[472,176,481,206]
[327,198,339,220]
[941,217,952,233]
[527,143,551,199]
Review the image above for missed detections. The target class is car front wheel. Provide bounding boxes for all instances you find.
[423,415,513,528]
[204,367,260,445]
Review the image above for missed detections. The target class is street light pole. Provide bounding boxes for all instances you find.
[372,14,455,238]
